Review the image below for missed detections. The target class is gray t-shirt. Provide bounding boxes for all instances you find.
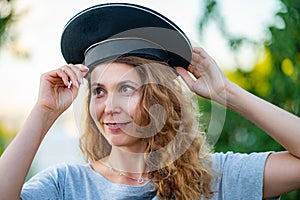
[20,152,275,200]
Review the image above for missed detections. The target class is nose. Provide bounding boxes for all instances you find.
[104,92,121,115]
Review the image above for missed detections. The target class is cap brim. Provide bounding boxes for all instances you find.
[61,3,192,68]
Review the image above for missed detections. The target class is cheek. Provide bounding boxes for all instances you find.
[125,95,140,116]
[89,100,106,133]
[89,98,103,123]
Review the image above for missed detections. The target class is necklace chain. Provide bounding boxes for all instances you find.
[99,159,146,184]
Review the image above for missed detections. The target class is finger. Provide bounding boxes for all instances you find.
[67,64,82,87]
[198,48,210,59]
[192,47,208,59]
[63,64,81,88]
[76,64,89,83]
[175,67,195,89]
[187,64,203,79]
[56,67,70,87]
[69,64,89,85]
[192,47,201,54]
[75,64,89,73]
[61,66,77,88]
[191,51,201,64]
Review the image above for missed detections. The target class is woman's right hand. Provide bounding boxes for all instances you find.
[176,48,230,105]
[36,64,89,117]
[0,64,89,199]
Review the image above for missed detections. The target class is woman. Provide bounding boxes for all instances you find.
[81,56,214,199]
[1,3,300,200]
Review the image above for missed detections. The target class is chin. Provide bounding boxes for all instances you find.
[108,136,143,151]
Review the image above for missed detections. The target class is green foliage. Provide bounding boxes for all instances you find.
[267,1,300,115]
[0,1,16,155]
[0,131,4,155]
[0,0,15,48]
[0,0,29,58]
[199,0,300,199]
[0,123,15,156]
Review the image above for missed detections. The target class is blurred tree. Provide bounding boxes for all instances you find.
[0,0,29,58]
[0,123,16,155]
[0,0,36,182]
[198,0,300,199]
[0,0,15,48]
[0,0,17,154]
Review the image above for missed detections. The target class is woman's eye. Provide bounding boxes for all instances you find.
[93,87,105,98]
[120,85,135,95]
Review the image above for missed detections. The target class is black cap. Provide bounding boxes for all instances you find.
[61,3,192,69]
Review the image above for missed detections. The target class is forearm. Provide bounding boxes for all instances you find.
[225,82,300,157]
[0,104,58,199]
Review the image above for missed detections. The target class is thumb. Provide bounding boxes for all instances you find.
[75,64,89,76]
[175,67,195,90]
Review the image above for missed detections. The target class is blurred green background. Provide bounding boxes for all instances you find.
[198,0,300,199]
[1,0,299,199]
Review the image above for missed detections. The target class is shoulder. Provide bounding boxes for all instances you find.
[210,151,271,171]
[21,163,96,199]
[209,152,272,199]
[24,162,93,188]
[37,162,91,176]
[41,162,96,183]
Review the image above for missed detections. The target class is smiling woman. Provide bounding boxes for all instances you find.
[79,56,212,197]
[0,2,300,200]
[89,62,143,151]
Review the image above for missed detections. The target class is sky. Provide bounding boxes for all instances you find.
[0,0,280,119]
[0,0,280,170]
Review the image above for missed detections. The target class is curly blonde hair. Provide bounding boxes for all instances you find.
[79,56,214,199]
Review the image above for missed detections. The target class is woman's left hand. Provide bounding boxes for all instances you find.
[176,47,230,105]
[177,49,300,199]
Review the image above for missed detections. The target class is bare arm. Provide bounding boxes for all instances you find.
[176,47,300,198]
[226,81,300,198]
[0,64,88,200]
[226,82,300,158]
[0,105,58,200]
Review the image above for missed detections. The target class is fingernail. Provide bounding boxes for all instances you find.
[76,64,89,69]
[82,65,89,70]
[81,78,84,84]
[68,80,72,89]
[75,81,79,88]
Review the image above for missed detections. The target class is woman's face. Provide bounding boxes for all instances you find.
[89,62,143,152]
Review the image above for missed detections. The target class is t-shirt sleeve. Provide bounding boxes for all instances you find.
[20,164,67,200]
[211,152,275,200]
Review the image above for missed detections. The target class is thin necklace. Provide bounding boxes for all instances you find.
[99,159,146,184]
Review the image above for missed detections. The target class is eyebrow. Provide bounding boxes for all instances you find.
[91,83,104,88]
[91,80,140,88]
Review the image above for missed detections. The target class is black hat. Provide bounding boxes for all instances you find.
[60,3,192,69]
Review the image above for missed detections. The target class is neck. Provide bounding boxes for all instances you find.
[108,147,146,173]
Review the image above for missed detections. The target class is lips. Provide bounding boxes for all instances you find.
[102,121,132,130]
[105,122,131,126]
